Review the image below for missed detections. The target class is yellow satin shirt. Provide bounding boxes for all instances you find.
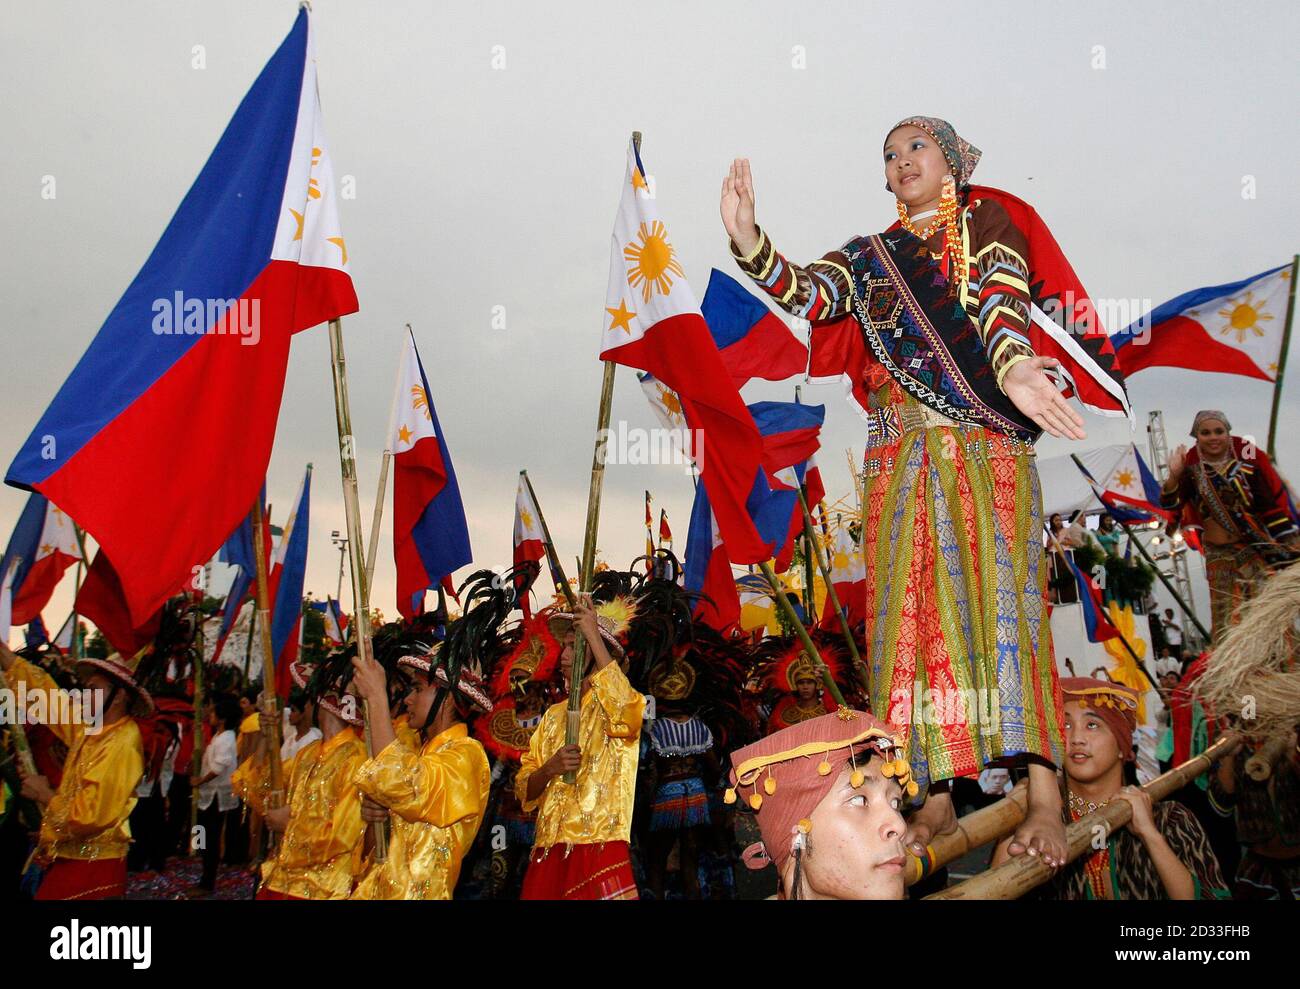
[351,723,490,900]
[259,727,368,899]
[515,662,644,852]
[7,658,143,863]
[393,714,421,751]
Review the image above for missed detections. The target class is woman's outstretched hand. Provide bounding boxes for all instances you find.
[721,158,760,256]
[1002,357,1087,440]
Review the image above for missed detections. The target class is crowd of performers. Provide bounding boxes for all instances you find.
[2,114,1298,901]
[1,546,1296,902]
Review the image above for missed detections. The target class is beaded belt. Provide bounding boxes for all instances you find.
[863,402,960,449]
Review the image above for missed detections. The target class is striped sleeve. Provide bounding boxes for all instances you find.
[729,228,854,324]
[965,200,1038,390]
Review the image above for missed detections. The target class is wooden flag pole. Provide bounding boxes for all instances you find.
[326,317,387,860]
[363,449,391,605]
[521,470,576,609]
[565,360,617,783]
[249,496,285,805]
[796,487,869,694]
[189,600,206,838]
[1266,254,1299,461]
[926,734,1237,899]
[758,560,847,708]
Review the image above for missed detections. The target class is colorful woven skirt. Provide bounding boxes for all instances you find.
[35,857,127,900]
[861,420,1064,795]
[520,841,638,900]
[649,777,711,832]
[1204,542,1270,646]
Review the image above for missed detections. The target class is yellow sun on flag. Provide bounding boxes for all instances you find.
[520,509,534,530]
[832,551,849,571]
[1217,290,1274,344]
[657,385,684,420]
[625,220,684,303]
[1114,469,1135,489]
[410,385,432,420]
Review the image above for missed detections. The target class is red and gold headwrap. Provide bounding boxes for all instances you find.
[885,115,982,189]
[1062,677,1140,762]
[726,709,911,873]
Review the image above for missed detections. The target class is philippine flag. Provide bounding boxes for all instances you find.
[513,473,546,617]
[745,401,825,572]
[684,484,741,632]
[1064,551,1119,643]
[820,526,866,630]
[268,466,310,696]
[600,137,772,563]
[308,598,347,646]
[213,486,269,663]
[0,493,83,627]
[1075,447,1172,525]
[699,269,807,388]
[5,9,358,630]
[637,372,694,463]
[1112,264,1292,382]
[391,331,472,620]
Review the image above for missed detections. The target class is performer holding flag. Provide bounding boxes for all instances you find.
[721,117,1132,868]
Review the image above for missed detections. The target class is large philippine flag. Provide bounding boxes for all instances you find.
[4,9,357,630]
[1112,264,1292,381]
[392,331,472,620]
[0,493,83,627]
[599,137,771,563]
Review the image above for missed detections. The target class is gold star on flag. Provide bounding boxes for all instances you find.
[290,208,305,241]
[606,299,637,335]
[631,168,648,192]
[398,425,413,445]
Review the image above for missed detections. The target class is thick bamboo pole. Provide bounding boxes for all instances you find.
[905,781,1029,886]
[250,497,285,803]
[363,450,391,606]
[926,734,1237,899]
[326,317,387,860]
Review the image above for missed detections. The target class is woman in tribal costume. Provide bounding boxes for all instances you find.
[1161,410,1299,644]
[721,116,1131,864]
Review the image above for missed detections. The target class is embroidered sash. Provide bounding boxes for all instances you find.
[844,233,1038,442]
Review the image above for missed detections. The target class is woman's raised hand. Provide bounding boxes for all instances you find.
[721,158,760,256]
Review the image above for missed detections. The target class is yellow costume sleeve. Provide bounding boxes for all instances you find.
[6,658,81,748]
[286,744,367,869]
[45,724,142,840]
[591,663,645,739]
[356,736,487,828]
[514,710,553,814]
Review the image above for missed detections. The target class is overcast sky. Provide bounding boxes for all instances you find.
[3,0,1297,643]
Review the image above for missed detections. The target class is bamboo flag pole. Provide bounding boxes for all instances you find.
[906,780,1029,886]
[326,317,388,860]
[565,360,617,784]
[1266,253,1299,461]
[363,450,391,604]
[796,487,869,694]
[561,129,643,783]
[758,560,847,708]
[1071,454,1211,642]
[70,525,89,661]
[249,495,286,806]
[521,470,576,609]
[927,734,1237,899]
[0,561,41,822]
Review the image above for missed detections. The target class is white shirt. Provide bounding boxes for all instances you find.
[1163,617,1182,646]
[281,725,321,762]
[197,729,238,812]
